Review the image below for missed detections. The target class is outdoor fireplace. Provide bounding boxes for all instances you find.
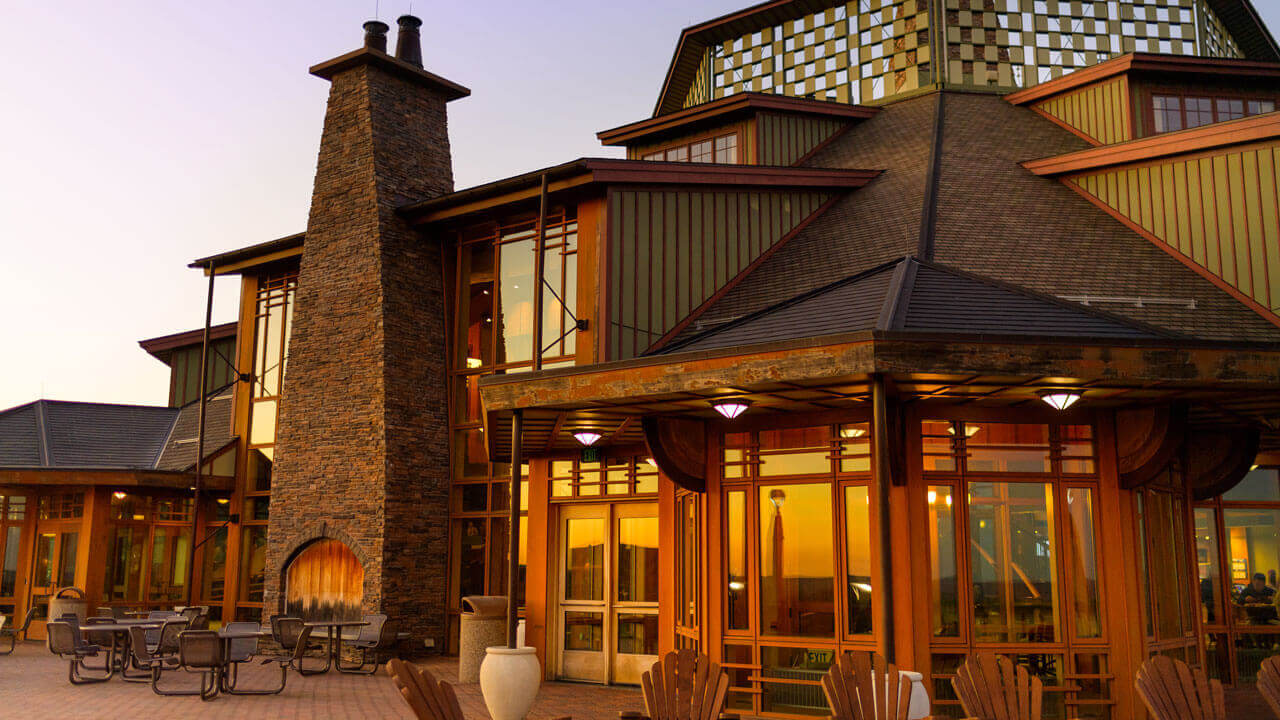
[283,538,364,621]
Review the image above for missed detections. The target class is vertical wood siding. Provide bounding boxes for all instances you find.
[1033,76,1132,146]
[757,113,849,166]
[285,538,364,621]
[1067,141,1280,315]
[607,189,831,360]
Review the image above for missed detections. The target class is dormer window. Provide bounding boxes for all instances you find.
[1152,93,1276,133]
[641,131,741,164]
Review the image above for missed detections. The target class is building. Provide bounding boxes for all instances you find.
[4,1,1280,717]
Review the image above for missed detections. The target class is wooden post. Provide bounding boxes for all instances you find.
[507,409,524,648]
[872,374,896,662]
[185,265,215,605]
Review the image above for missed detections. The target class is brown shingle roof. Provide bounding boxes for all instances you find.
[674,89,1280,348]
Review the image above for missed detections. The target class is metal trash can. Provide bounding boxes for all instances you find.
[48,587,88,625]
[459,595,507,683]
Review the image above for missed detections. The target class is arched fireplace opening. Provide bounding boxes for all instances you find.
[284,538,364,621]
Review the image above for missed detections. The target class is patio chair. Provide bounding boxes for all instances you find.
[1259,656,1280,718]
[188,611,210,631]
[230,624,318,696]
[387,658,466,720]
[56,613,110,670]
[82,615,116,649]
[222,621,263,691]
[275,617,329,674]
[154,630,223,701]
[0,606,36,655]
[150,618,189,657]
[1134,655,1224,720]
[270,615,304,650]
[338,613,396,674]
[823,651,934,720]
[122,625,178,685]
[46,621,111,684]
[952,654,1038,720]
[621,648,732,720]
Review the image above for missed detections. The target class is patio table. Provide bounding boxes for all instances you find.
[303,620,369,675]
[79,621,162,678]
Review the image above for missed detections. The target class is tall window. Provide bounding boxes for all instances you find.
[1197,467,1280,685]
[923,421,1106,720]
[0,496,26,622]
[101,493,193,608]
[719,423,872,717]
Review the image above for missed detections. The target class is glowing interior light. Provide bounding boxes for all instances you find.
[466,357,483,369]
[1037,389,1082,411]
[645,457,658,468]
[573,431,603,447]
[948,424,981,437]
[840,426,867,439]
[927,490,937,504]
[112,491,127,500]
[711,399,751,419]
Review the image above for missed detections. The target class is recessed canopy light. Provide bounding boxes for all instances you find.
[572,431,603,447]
[839,426,867,439]
[112,491,127,500]
[712,398,751,420]
[216,498,230,505]
[1037,389,1082,411]
[947,424,981,438]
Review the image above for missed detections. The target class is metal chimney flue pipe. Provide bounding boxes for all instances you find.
[363,20,390,52]
[395,15,423,67]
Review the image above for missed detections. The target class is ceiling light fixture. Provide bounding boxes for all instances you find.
[112,491,127,500]
[572,430,603,447]
[947,424,981,438]
[1037,389,1082,411]
[840,426,867,439]
[711,398,751,420]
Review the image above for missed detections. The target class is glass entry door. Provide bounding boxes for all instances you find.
[28,525,79,640]
[557,502,659,685]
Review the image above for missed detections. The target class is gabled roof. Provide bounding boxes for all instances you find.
[138,322,238,366]
[0,386,235,473]
[661,257,1172,354]
[670,90,1280,347]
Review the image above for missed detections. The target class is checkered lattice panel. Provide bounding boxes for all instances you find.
[947,0,1242,89]
[1199,1,1243,59]
[711,1,932,105]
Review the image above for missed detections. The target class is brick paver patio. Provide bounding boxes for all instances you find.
[3,639,1276,718]
[0,640,639,719]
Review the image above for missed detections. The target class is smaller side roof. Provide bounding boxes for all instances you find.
[1005,52,1280,106]
[660,256,1178,355]
[138,322,238,365]
[190,232,304,276]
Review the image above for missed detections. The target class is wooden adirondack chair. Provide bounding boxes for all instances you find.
[952,654,1040,720]
[387,659,465,720]
[822,651,934,720]
[1134,655,1224,720]
[622,648,731,720]
[1259,655,1280,718]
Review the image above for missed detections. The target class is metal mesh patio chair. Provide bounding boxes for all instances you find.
[221,621,262,691]
[123,625,178,685]
[46,621,111,684]
[0,606,36,655]
[230,624,316,695]
[155,630,223,701]
[151,618,189,657]
[338,613,395,674]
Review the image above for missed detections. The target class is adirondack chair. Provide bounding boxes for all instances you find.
[1134,655,1224,720]
[1259,655,1280,718]
[621,648,732,720]
[952,654,1040,720]
[386,659,571,720]
[822,651,936,720]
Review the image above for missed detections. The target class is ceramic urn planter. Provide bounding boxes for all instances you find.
[479,646,541,720]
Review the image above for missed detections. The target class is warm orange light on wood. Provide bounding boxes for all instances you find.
[285,538,363,621]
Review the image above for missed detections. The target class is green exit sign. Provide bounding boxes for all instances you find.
[580,447,602,463]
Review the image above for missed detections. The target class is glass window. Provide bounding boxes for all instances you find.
[969,482,1059,643]
[1144,491,1194,639]
[617,517,658,603]
[838,424,870,473]
[497,238,535,366]
[1224,509,1280,626]
[1185,96,1214,128]
[104,526,146,601]
[1248,100,1276,116]
[1,526,19,597]
[760,646,832,716]
[1217,98,1245,121]
[201,525,227,603]
[1224,469,1280,502]
[759,483,834,637]
[1153,95,1183,133]
[965,424,1051,473]
[678,496,700,628]
[929,485,959,637]
[564,611,603,651]
[564,518,605,601]
[922,421,957,472]
[666,146,689,162]
[57,532,77,589]
[844,485,873,635]
[715,134,739,164]
[239,526,267,602]
[1059,425,1096,475]
[691,140,713,163]
[727,490,749,631]
[1196,508,1223,626]
[758,426,831,477]
[1065,488,1102,638]
[149,527,190,602]
[617,613,658,655]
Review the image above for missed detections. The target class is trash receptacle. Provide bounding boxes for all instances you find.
[459,595,507,683]
[48,587,87,625]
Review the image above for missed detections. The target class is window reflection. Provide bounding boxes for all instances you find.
[727,491,749,631]
[564,518,605,602]
[1196,508,1223,626]
[1065,488,1101,638]
[928,485,959,637]
[969,482,1059,643]
[759,484,834,637]
[1225,509,1280,626]
[844,485,872,635]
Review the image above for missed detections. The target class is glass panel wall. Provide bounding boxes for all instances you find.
[922,420,1107,720]
[0,496,26,621]
[1197,469,1280,685]
[101,493,193,610]
[719,422,872,716]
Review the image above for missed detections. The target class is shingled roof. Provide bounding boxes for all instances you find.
[661,256,1173,354]
[0,386,235,472]
[666,90,1280,351]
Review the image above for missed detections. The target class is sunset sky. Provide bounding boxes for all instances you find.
[1,0,1277,411]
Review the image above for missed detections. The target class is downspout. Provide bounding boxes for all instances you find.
[872,374,896,662]
[506,409,524,647]
[185,263,215,605]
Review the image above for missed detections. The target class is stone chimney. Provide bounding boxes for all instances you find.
[394,15,423,67]
[266,21,469,650]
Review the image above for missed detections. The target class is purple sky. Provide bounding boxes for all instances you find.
[2,1,1278,411]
